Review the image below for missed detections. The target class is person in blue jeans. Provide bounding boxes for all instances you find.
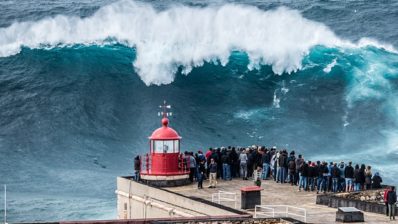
[317,161,329,194]
[221,149,231,180]
[353,164,361,191]
[223,163,231,180]
[344,161,355,192]
[133,155,141,181]
[261,149,271,179]
[277,150,288,183]
[197,160,206,189]
[298,161,309,191]
[331,163,340,192]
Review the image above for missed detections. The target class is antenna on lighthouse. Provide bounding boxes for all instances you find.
[158,100,172,118]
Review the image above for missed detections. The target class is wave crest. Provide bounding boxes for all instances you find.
[0,0,395,85]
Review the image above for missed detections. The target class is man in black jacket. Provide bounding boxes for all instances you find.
[331,163,340,193]
[278,150,288,184]
[298,161,309,191]
[317,161,329,194]
[134,155,141,181]
[344,161,355,192]
[288,157,296,186]
[295,155,304,186]
[387,186,397,220]
[221,149,231,180]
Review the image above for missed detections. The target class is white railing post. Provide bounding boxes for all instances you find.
[286,206,288,217]
[304,209,307,223]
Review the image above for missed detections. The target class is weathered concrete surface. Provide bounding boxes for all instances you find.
[164,179,394,224]
[116,176,243,220]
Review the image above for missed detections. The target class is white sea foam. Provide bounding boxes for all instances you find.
[0,0,395,85]
[323,58,337,73]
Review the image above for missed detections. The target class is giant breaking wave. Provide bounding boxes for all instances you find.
[0,0,395,85]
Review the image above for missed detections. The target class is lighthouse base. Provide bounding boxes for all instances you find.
[140,174,190,187]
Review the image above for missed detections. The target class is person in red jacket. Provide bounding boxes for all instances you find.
[384,186,391,216]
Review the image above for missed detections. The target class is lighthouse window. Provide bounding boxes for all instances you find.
[174,140,179,152]
[153,140,176,153]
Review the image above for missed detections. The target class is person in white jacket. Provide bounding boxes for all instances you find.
[239,149,248,180]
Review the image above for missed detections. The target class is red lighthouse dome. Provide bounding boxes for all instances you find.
[149,118,181,140]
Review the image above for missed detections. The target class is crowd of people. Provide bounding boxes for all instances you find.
[134,144,396,219]
[178,145,385,193]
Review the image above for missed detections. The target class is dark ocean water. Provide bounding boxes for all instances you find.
[0,0,398,222]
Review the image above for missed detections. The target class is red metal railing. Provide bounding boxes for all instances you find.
[140,153,190,175]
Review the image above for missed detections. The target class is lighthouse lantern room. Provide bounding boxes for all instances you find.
[140,101,190,187]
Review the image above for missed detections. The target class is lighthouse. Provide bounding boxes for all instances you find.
[139,101,190,187]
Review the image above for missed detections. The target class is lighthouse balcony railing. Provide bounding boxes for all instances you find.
[140,153,190,175]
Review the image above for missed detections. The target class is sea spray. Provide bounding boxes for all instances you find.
[0,0,395,85]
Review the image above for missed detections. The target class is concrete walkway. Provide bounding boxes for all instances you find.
[164,178,396,223]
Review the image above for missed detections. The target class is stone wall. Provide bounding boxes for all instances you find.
[116,176,244,219]
[316,194,398,215]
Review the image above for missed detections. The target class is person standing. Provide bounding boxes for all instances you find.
[208,158,218,188]
[239,149,248,180]
[277,151,287,184]
[344,161,354,192]
[261,149,271,180]
[188,152,196,182]
[365,166,372,190]
[359,164,366,190]
[331,163,340,193]
[384,186,391,216]
[221,149,231,180]
[287,151,296,184]
[197,160,206,189]
[247,148,254,178]
[288,157,296,186]
[387,186,397,220]
[133,155,141,181]
[230,147,238,178]
[271,150,277,181]
[353,164,361,191]
[308,162,316,191]
[318,161,329,194]
[338,162,346,192]
[298,161,308,191]
[295,155,304,186]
